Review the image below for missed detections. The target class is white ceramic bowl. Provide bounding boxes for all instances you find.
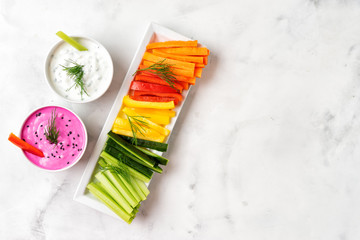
[45,36,114,103]
[20,105,88,172]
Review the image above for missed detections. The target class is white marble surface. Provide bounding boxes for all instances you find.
[1,0,360,239]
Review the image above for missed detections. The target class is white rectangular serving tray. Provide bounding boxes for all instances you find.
[74,22,194,220]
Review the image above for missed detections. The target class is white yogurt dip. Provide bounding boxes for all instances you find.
[46,37,113,103]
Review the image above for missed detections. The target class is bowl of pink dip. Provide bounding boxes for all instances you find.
[20,106,87,171]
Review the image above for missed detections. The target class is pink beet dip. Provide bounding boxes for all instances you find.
[20,106,87,170]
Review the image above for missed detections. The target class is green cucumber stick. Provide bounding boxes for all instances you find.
[95,172,134,215]
[87,182,133,223]
[98,158,107,167]
[100,151,152,183]
[56,31,88,51]
[134,177,150,197]
[104,170,139,208]
[114,170,142,203]
[130,175,146,201]
[100,157,142,203]
[135,146,169,166]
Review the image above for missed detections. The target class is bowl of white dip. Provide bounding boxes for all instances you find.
[45,36,113,103]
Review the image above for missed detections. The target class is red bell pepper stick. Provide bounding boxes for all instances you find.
[8,133,45,157]
[134,75,183,92]
[130,81,179,93]
[129,95,178,105]
[137,67,196,84]
[130,90,182,104]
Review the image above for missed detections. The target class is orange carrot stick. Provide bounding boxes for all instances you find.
[176,81,189,90]
[142,60,194,78]
[146,40,198,50]
[194,68,203,78]
[160,47,210,56]
[8,133,45,157]
[138,70,196,84]
[204,56,208,65]
[142,52,195,71]
[152,49,204,63]
[195,63,205,68]
[174,75,196,84]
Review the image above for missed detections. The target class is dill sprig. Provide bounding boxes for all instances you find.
[100,164,131,183]
[61,59,88,99]
[126,115,150,145]
[133,59,177,90]
[44,109,60,145]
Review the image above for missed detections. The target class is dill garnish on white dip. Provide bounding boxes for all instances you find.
[61,60,88,99]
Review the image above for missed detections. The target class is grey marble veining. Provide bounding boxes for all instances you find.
[1,0,360,239]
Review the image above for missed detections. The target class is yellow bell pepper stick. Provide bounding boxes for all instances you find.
[122,108,170,136]
[113,117,167,141]
[112,127,165,143]
[122,107,170,125]
[125,107,176,118]
[123,95,175,109]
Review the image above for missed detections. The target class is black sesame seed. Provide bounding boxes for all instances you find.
[40,125,43,127]
[58,156,61,158]
[77,134,80,137]
[60,142,63,145]
[56,151,58,153]
[67,162,69,164]
[72,154,75,156]
[35,142,37,145]
[40,138,42,141]
[36,135,38,138]
[35,131,37,134]
[47,156,49,158]
[22,138,25,141]
[65,125,68,127]
[73,137,75,140]
[68,120,71,122]
[67,144,70,147]
[61,117,64,119]
[27,125,29,128]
